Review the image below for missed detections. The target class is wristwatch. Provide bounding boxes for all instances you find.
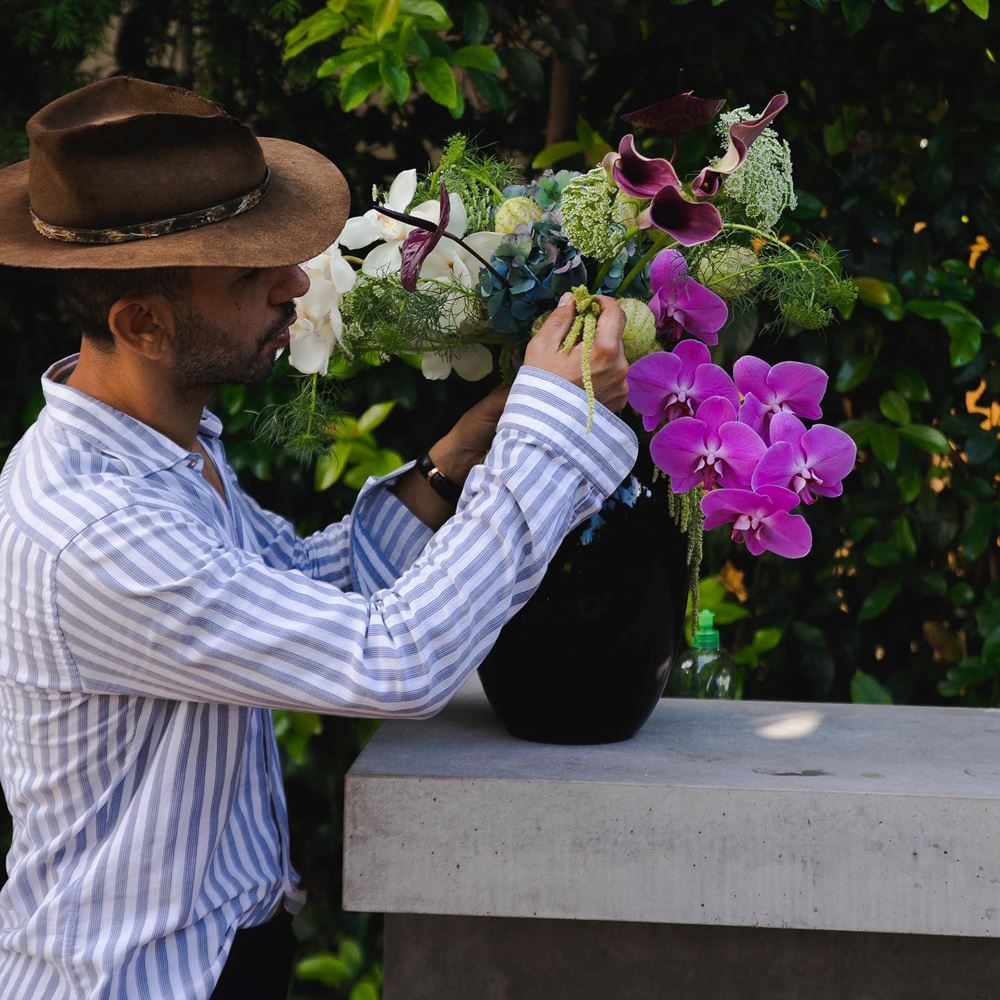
[415,451,462,506]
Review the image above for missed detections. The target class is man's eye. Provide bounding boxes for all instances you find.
[242,268,262,281]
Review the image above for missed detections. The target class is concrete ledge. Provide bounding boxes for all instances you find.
[343,674,1000,937]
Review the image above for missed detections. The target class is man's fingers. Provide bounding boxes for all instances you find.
[593,295,627,350]
[533,292,578,347]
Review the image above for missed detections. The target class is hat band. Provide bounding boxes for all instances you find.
[30,168,272,245]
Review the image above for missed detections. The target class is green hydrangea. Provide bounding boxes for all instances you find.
[717,107,797,230]
[560,167,631,263]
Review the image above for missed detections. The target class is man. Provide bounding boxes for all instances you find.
[0,77,635,998]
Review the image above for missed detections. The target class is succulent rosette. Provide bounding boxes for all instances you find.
[270,90,859,603]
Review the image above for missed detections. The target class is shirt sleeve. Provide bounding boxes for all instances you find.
[237,464,434,593]
[53,366,637,718]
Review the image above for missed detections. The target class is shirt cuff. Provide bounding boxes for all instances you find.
[348,460,435,597]
[497,365,639,500]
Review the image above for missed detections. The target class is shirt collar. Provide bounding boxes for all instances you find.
[41,353,224,478]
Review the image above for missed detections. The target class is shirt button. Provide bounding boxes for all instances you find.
[186,456,199,468]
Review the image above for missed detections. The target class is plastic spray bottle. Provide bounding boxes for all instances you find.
[667,609,736,699]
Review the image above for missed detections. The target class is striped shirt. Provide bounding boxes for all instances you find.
[0,353,637,999]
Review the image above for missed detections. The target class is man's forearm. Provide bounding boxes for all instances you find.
[391,432,483,531]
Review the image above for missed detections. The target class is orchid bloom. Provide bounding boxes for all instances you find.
[288,244,357,375]
[751,412,857,505]
[733,356,827,423]
[626,340,739,431]
[701,485,812,558]
[691,93,790,199]
[647,249,728,345]
[338,168,418,275]
[650,395,767,492]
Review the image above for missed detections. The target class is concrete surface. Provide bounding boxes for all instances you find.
[344,673,1000,938]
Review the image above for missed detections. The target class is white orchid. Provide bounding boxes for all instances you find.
[288,244,357,375]
[417,230,504,382]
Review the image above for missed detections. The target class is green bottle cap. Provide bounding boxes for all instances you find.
[694,609,720,650]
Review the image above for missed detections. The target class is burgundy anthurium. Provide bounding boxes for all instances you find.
[701,485,812,558]
[751,413,857,505]
[647,249,728,345]
[626,339,739,431]
[620,91,727,134]
[398,184,450,292]
[602,134,681,198]
[650,395,767,492]
[691,92,790,199]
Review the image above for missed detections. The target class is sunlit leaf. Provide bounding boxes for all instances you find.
[851,669,893,703]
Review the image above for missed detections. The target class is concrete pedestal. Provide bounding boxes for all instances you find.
[343,674,1000,998]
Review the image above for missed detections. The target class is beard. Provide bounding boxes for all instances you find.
[170,300,296,394]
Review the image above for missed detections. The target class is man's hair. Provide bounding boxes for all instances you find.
[58,267,191,350]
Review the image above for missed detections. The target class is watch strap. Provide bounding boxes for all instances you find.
[416,451,462,506]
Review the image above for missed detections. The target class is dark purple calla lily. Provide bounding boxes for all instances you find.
[602,134,681,199]
[751,413,857,504]
[399,184,450,293]
[650,395,767,492]
[637,184,723,247]
[733,355,828,423]
[701,484,812,558]
[647,249,728,344]
[691,92,790,200]
[620,91,726,134]
[626,340,738,431]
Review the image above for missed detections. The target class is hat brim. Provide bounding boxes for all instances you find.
[0,137,350,269]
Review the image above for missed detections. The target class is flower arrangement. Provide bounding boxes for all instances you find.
[266,89,860,618]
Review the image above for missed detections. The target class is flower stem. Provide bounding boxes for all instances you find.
[618,232,674,295]
[589,227,642,293]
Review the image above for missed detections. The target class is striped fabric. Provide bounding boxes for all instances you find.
[0,353,637,999]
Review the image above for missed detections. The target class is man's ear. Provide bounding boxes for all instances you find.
[107,294,176,360]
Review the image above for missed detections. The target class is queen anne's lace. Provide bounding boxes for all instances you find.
[560,168,632,263]
[716,107,797,230]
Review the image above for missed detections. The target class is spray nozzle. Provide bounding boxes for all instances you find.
[694,608,720,650]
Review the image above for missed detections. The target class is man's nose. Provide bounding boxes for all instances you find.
[270,264,309,304]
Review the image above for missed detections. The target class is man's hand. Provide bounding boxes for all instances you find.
[524,292,629,413]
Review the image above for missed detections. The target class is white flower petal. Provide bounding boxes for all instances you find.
[386,168,418,211]
[328,252,357,294]
[463,230,504,262]
[420,352,453,380]
[362,241,402,276]
[451,344,494,382]
[445,194,468,238]
[338,213,381,249]
[288,318,336,375]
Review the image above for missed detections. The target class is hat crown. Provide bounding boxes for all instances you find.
[26,77,268,231]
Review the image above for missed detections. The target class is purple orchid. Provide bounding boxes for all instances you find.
[691,93,790,199]
[626,340,738,431]
[648,249,728,345]
[751,413,857,505]
[602,134,681,198]
[733,356,828,423]
[650,395,767,492]
[738,391,770,444]
[636,184,723,247]
[620,91,726,134]
[399,184,449,293]
[702,485,812,558]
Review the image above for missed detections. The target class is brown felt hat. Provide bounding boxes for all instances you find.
[0,76,351,269]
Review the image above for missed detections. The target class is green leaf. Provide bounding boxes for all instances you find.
[469,68,509,113]
[273,710,322,766]
[296,953,352,986]
[983,627,1000,668]
[340,60,383,111]
[854,276,893,306]
[840,419,878,446]
[463,1,489,44]
[501,48,544,97]
[870,424,900,467]
[802,0,829,9]
[962,0,989,17]
[314,440,353,491]
[835,354,875,392]
[399,0,451,28]
[531,140,585,169]
[882,0,904,10]
[414,56,459,107]
[317,44,383,78]
[372,0,399,39]
[879,390,911,426]
[962,506,995,560]
[851,669,893,704]
[891,368,931,402]
[371,448,405,475]
[966,431,999,465]
[906,298,982,326]
[948,321,982,366]
[864,540,903,567]
[401,21,430,58]
[357,401,395,433]
[925,0,950,10]
[842,0,873,33]
[284,10,346,61]
[898,424,950,454]
[350,984,379,1000]
[450,44,500,71]
[858,582,902,622]
[448,87,466,119]
[379,51,410,103]
[897,475,922,503]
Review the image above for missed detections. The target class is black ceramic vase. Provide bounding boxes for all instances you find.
[477,451,689,745]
